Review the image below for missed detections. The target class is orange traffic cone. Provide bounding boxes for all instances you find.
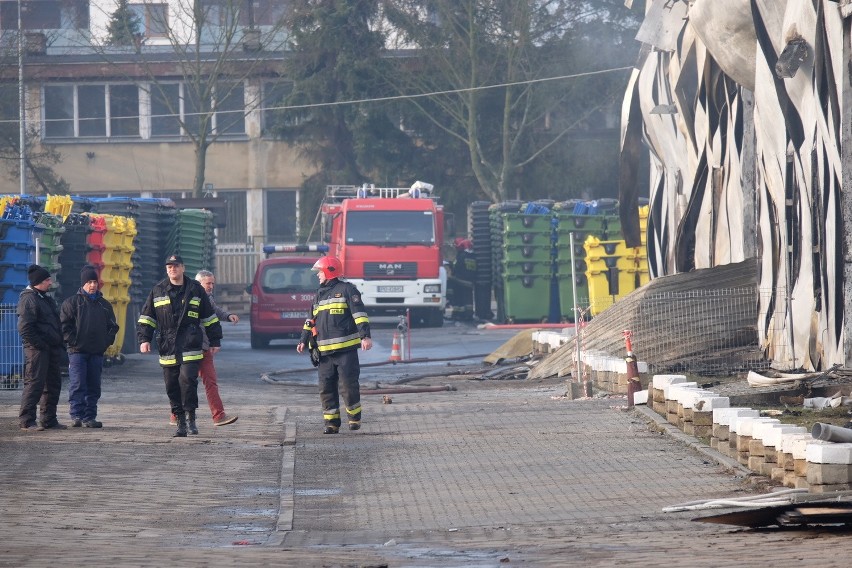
[389,332,402,362]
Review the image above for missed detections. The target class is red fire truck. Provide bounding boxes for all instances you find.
[319,182,446,327]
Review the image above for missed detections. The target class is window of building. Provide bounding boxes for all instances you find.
[129,2,168,38]
[262,80,292,135]
[77,85,106,137]
[41,81,245,140]
[0,0,89,30]
[43,84,142,139]
[265,189,298,241]
[217,190,248,243]
[202,0,289,27]
[214,81,245,135]
[44,85,74,138]
[182,85,212,136]
[110,84,140,137]
[150,83,181,136]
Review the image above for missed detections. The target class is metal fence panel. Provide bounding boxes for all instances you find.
[214,242,263,287]
[0,303,24,390]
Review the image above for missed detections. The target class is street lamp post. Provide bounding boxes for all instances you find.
[17,0,27,196]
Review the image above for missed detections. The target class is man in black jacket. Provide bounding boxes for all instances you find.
[137,254,223,437]
[17,264,66,431]
[296,256,372,434]
[60,265,119,428]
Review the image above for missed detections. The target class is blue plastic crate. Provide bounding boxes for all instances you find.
[0,263,30,285]
[0,217,43,240]
[0,242,36,264]
[1,284,26,303]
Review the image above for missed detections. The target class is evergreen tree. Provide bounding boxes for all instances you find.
[106,0,142,47]
[274,0,421,236]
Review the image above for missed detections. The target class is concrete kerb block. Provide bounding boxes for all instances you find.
[750,419,783,443]
[806,442,852,464]
[764,426,807,449]
[734,416,778,438]
[652,374,688,390]
[781,433,813,456]
[715,408,760,429]
[665,382,698,401]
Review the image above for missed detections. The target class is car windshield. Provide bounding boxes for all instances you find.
[261,265,315,293]
[345,211,435,245]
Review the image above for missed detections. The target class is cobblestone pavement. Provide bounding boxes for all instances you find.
[2,345,851,567]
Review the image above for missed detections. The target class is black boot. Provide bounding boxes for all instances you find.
[187,410,198,435]
[173,413,187,437]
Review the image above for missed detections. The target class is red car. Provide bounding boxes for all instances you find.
[247,256,317,349]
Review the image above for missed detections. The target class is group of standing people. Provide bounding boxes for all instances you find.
[17,253,370,437]
[18,255,239,435]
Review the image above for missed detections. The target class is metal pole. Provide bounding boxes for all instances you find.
[17,0,27,196]
[570,232,581,389]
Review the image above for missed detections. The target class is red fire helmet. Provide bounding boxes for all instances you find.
[312,256,343,279]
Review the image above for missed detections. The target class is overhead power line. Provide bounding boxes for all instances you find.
[0,65,633,126]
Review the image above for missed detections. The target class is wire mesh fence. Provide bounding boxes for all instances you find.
[575,286,782,376]
[0,303,24,390]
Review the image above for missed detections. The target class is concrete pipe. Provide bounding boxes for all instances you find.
[811,422,852,443]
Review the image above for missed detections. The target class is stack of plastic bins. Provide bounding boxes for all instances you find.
[467,201,494,320]
[0,204,43,389]
[45,194,73,220]
[0,204,43,303]
[98,214,134,365]
[498,211,555,323]
[32,211,65,298]
[584,236,640,316]
[166,209,215,277]
[487,201,524,322]
[554,212,608,321]
[635,206,650,285]
[56,213,94,304]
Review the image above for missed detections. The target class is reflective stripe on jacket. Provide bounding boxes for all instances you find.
[137,277,222,366]
[300,278,370,356]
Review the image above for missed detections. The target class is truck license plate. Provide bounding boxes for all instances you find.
[377,285,404,293]
[281,311,308,319]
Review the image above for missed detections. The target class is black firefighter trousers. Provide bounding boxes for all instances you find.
[162,361,200,416]
[19,345,63,427]
[318,349,362,428]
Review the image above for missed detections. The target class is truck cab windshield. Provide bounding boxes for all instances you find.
[345,211,435,245]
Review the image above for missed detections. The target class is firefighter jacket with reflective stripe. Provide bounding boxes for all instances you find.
[300,278,370,356]
[137,277,222,366]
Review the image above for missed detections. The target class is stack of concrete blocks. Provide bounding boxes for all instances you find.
[531,329,574,356]
[651,375,686,415]
[734,417,779,467]
[664,382,697,427]
[663,383,730,436]
[779,433,814,488]
[762,425,808,484]
[638,373,852,493]
[711,408,759,456]
[578,350,649,394]
[805,441,852,493]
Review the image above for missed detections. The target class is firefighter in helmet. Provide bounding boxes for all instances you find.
[297,256,372,433]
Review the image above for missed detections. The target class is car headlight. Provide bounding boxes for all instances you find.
[424,284,441,293]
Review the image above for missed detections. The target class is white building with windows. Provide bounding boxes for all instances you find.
[0,0,309,269]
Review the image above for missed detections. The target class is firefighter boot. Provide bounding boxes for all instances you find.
[173,413,188,437]
[187,410,199,435]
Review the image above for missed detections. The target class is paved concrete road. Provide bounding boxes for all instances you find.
[1,321,849,567]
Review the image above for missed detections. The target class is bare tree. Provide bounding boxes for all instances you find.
[86,0,292,197]
[383,0,638,203]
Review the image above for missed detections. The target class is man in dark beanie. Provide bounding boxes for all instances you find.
[60,265,119,428]
[18,264,65,431]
